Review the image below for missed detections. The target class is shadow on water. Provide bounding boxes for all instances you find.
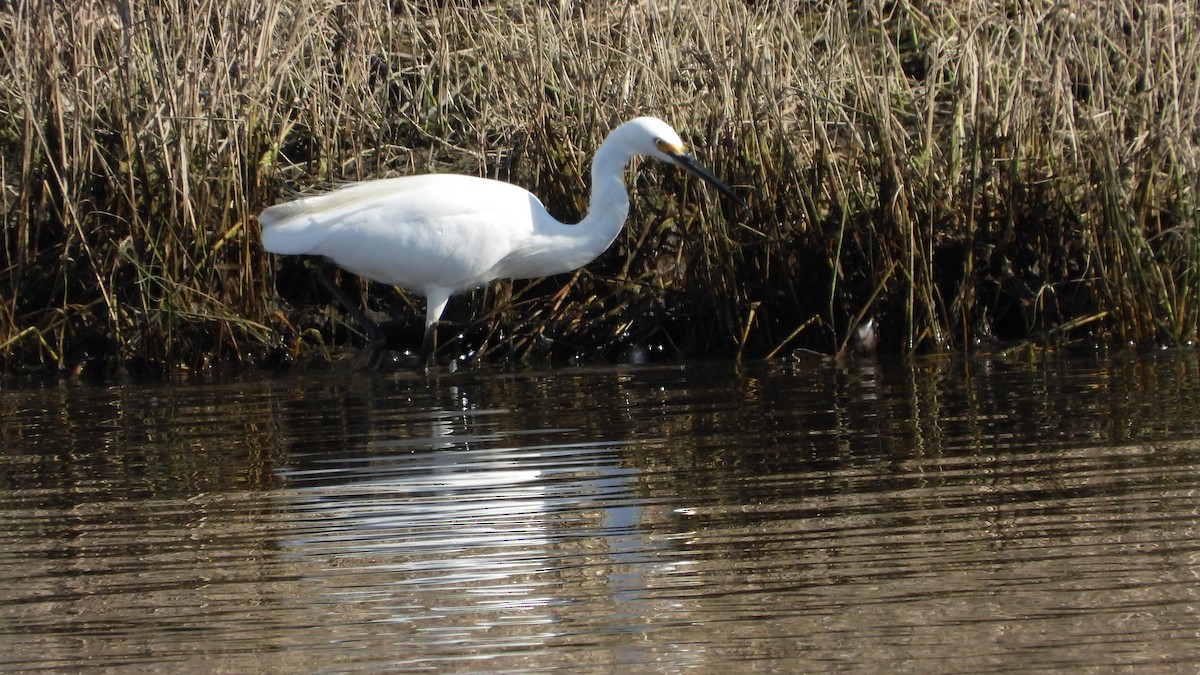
[1,352,1200,670]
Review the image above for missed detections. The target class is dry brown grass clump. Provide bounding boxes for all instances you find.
[2,1,1199,374]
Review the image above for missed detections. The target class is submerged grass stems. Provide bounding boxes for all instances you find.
[2,0,1199,375]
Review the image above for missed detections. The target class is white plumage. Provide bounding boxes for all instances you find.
[260,116,743,367]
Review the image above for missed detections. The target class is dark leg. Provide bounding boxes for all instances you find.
[417,323,435,371]
[418,289,452,372]
[314,266,387,359]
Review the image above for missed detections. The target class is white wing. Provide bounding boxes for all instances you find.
[260,175,548,292]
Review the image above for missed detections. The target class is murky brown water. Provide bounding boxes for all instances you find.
[2,353,1200,671]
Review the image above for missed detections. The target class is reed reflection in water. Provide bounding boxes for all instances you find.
[1,354,1200,671]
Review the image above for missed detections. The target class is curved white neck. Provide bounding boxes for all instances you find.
[520,126,641,278]
[575,136,634,249]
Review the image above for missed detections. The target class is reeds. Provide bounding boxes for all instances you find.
[3,0,1199,374]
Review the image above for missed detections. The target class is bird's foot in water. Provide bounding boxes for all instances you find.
[350,339,434,374]
[358,340,391,371]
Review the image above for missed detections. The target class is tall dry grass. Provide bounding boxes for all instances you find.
[2,0,1199,373]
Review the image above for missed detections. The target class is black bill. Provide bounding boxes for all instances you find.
[672,151,748,211]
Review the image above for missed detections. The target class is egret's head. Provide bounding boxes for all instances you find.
[626,117,688,163]
[624,116,746,210]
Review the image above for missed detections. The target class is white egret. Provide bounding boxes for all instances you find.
[259,116,744,368]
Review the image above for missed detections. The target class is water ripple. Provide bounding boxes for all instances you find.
[1,356,1200,670]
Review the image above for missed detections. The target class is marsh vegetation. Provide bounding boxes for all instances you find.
[3,1,1199,374]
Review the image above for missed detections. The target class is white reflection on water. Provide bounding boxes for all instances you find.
[272,404,666,662]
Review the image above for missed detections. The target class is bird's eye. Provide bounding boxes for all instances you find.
[655,138,680,154]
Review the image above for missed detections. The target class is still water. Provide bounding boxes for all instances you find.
[2,353,1199,672]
